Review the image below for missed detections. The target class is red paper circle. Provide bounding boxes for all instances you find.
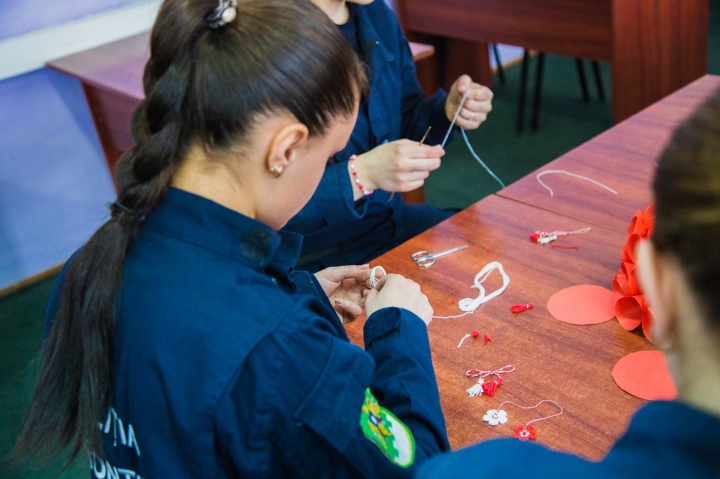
[547,285,616,325]
[612,351,677,400]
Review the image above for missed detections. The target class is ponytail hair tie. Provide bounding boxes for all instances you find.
[206,0,238,29]
[112,200,147,223]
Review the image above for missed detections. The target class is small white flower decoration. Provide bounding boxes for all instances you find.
[482,409,508,426]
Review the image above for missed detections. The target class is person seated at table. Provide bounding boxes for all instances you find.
[417,90,720,478]
[283,0,494,272]
[13,0,450,477]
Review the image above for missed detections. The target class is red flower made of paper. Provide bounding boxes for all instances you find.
[513,425,537,441]
[612,203,655,342]
[481,377,503,397]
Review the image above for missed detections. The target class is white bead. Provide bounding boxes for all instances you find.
[221,7,236,24]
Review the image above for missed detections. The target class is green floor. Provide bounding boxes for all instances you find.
[3,3,720,476]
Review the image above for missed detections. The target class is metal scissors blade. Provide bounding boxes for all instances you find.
[411,245,468,268]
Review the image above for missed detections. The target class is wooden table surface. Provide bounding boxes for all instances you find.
[498,75,720,234]
[346,77,720,459]
[346,195,648,460]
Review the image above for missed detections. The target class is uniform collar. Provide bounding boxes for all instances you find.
[145,188,303,270]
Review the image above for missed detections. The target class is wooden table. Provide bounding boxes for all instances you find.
[498,75,720,234]
[46,32,435,197]
[346,75,720,459]
[398,0,709,124]
[346,196,648,460]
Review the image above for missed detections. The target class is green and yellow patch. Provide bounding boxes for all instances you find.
[360,388,415,468]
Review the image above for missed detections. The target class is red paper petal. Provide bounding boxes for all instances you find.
[627,213,640,239]
[615,295,644,331]
[612,351,677,400]
[613,272,632,297]
[547,285,616,325]
[621,243,632,263]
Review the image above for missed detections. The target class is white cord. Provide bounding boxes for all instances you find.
[442,93,468,148]
[369,266,385,288]
[434,262,510,319]
[536,169,618,197]
[461,129,505,189]
[440,92,506,189]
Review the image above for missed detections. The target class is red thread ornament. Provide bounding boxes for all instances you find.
[530,227,591,245]
[483,334,491,346]
[511,303,534,313]
[481,376,502,396]
[465,365,515,398]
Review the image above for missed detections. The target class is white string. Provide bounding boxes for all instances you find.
[440,92,506,189]
[495,399,564,427]
[545,227,591,237]
[536,169,618,197]
[442,93,468,148]
[456,333,471,348]
[461,129,505,189]
[369,266,385,288]
[434,262,510,319]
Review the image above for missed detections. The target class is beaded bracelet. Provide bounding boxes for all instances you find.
[348,155,374,196]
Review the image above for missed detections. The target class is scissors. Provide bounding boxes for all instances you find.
[412,245,468,268]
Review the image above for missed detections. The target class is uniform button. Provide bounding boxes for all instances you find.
[296,421,303,427]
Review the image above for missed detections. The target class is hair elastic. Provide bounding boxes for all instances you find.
[112,200,146,223]
[207,0,238,29]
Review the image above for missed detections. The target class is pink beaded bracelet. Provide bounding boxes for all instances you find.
[348,155,374,196]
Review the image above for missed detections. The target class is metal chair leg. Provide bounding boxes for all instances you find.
[592,61,605,102]
[517,49,530,133]
[492,43,506,85]
[575,58,590,102]
[532,53,546,131]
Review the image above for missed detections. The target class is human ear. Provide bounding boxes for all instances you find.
[266,123,309,177]
[635,240,678,347]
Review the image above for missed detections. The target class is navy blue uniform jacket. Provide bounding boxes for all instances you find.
[418,401,720,478]
[283,1,453,269]
[46,189,449,478]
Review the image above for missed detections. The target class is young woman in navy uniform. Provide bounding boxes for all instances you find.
[418,91,720,478]
[15,0,449,476]
[283,0,494,271]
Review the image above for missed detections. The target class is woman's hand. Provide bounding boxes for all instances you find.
[350,140,444,199]
[365,273,433,326]
[445,74,493,130]
[315,265,380,325]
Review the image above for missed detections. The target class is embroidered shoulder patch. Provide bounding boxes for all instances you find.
[360,388,415,468]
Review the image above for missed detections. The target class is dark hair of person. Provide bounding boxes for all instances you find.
[652,88,720,325]
[15,0,367,465]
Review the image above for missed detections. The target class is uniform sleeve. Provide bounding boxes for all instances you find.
[214,302,448,478]
[395,20,454,147]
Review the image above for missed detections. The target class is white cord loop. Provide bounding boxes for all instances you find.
[434,262,510,319]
